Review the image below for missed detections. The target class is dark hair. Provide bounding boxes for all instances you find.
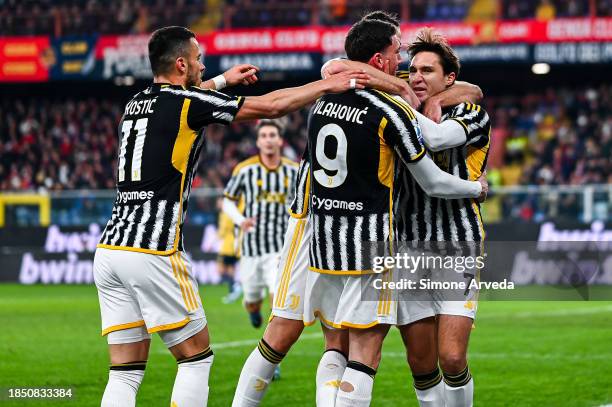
[361,10,400,27]
[148,26,196,76]
[345,19,397,63]
[408,28,460,77]
[256,119,283,137]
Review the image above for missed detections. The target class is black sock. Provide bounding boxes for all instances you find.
[257,339,285,364]
[413,367,442,390]
[443,365,472,387]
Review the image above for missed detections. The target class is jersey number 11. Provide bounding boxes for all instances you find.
[118,118,148,183]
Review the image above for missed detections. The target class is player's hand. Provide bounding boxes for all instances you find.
[324,70,370,93]
[477,171,488,203]
[401,87,421,110]
[322,60,343,79]
[241,217,256,232]
[223,64,259,87]
[423,97,442,123]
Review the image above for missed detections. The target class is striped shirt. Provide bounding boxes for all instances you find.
[395,102,491,243]
[224,155,299,257]
[307,89,424,274]
[288,148,311,219]
[98,83,244,254]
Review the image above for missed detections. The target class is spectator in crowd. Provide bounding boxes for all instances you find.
[536,0,556,21]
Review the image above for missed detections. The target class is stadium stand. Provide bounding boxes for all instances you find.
[500,0,594,19]
[2,0,610,34]
[0,0,205,36]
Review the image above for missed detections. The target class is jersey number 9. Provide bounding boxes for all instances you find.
[314,123,348,188]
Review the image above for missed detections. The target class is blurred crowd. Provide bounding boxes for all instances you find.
[2,0,611,36]
[2,84,610,192]
[0,0,204,36]
[501,0,611,20]
[486,84,611,188]
[0,97,121,191]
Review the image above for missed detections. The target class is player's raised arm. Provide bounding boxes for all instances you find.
[234,70,370,121]
[201,64,259,90]
[322,58,420,109]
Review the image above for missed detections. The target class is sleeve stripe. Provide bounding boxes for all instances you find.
[450,118,469,136]
[375,90,416,120]
[213,111,234,123]
[356,90,423,160]
[160,87,239,109]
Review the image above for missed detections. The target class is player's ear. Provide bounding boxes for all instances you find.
[176,57,187,74]
[446,72,456,86]
[368,53,384,70]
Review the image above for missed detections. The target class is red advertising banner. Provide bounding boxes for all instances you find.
[0,37,51,82]
[200,18,612,55]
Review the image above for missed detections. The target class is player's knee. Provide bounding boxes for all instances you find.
[107,327,151,364]
[165,319,209,360]
[323,328,348,354]
[263,318,303,353]
[439,351,467,375]
[407,351,437,374]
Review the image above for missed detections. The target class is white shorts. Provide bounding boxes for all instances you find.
[239,252,280,303]
[397,269,479,326]
[94,248,206,339]
[271,217,311,320]
[303,270,397,329]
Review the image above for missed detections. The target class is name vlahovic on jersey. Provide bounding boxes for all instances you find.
[395,102,491,244]
[224,156,298,257]
[99,83,244,254]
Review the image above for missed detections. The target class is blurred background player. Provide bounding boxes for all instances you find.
[222,120,298,330]
[216,197,242,303]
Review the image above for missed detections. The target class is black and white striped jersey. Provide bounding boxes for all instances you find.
[307,89,425,275]
[395,102,491,243]
[98,83,244,254]
[224,155,299,257]
[288,146,311,219]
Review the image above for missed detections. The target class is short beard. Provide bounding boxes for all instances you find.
[185,65,200,88]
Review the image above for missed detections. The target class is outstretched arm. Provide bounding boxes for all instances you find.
[322,59,420,109]
[235,70,370,121]
[412,109,467,152]
[407,155,487,200]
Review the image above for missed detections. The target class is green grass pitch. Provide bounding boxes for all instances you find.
[1,284,611,406]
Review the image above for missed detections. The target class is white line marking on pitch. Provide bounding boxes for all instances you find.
[154,332,322,355]
[153,305,612,355]
[212,332,322,350]
[479,305,612,319]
